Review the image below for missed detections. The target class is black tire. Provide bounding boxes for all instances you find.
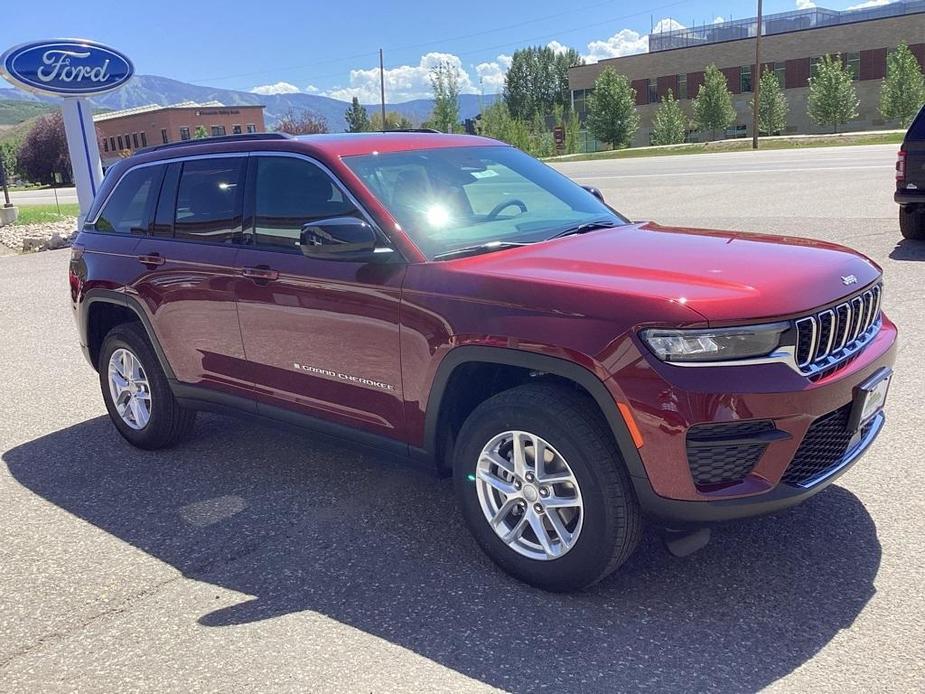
[98,322,196,450]
[453,382,642,591]
[900,205,925,240]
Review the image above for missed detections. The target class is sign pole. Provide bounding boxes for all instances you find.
[61,97,103,225]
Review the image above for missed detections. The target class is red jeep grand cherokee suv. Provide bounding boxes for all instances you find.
[69,132,896,591]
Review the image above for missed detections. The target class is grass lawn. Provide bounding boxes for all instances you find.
[547,131,905,162]
[13,203,80,225]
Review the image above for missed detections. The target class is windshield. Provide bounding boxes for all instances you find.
[342,145,628,259]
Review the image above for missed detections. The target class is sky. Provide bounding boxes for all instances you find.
[0,0,897,102]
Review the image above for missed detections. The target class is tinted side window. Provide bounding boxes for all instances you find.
[252,156,357,250]
[94,166,163,234]
[907,105,925,141]
[174,158,245,243]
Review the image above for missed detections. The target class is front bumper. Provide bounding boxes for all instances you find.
[606,315,897,525]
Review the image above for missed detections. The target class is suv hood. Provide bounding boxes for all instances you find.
[452,222,881,324]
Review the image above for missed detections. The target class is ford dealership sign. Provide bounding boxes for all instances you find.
[0,39,133,97]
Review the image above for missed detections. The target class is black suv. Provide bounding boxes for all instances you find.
[898,104,925,239]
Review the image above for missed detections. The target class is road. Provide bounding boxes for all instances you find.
[1,144,922,693]
[8,186,78,206]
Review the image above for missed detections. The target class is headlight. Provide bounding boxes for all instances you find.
[640,322,790,363]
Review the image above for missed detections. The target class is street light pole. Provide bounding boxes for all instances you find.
[752,0,763,149]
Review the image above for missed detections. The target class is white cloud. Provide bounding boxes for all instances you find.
[795,0,816,9]
[714,16,725,23]
[475,54,512,93]
[305,84,321,94]
[250,81,301,95]
[582,18,685,63]
[326,52,480,102]
[546,41,571,55]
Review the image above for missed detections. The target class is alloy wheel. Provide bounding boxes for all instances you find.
[107,348,152,430]
[475,430,584,561]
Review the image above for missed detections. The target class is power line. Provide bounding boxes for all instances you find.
[189,0,692,86]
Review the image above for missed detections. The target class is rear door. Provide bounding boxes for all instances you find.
[131,154,252,399]
[233,153,406,440]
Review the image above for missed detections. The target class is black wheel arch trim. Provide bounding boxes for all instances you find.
[422,345,650,483]
[80,288,176,380]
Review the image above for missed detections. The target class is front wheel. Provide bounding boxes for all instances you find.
[900,205,925,240]
[99,322,196,450]
[453,382,642,591]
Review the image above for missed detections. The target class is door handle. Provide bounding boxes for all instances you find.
[241,265,279,281]
[137,253,165,266]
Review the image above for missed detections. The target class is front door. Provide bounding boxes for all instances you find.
[233,153,406,440]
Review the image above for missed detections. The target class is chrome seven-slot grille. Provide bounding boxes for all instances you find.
[795,283,882,376]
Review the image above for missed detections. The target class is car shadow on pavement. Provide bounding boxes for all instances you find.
[4,413,881,693]
[889,239,925,261]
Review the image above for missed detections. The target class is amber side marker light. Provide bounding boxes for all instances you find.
[617,402,645,449]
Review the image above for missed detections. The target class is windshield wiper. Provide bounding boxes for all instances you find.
[433,240,532,261]
[547,219,620,240]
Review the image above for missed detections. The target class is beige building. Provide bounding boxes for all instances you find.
[94,101,266,166]
[568,4,925,148]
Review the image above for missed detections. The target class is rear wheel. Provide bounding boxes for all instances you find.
[99,323,196,449]
[900,205,925,240]
[453,382,642,591]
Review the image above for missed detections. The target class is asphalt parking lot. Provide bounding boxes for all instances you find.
[1,144,922,692]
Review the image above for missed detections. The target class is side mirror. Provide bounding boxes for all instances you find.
[582,185,605,203]
[299,217,380,261]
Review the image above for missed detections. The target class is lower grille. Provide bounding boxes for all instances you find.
[782,404,874,486]
[686,421,774,487]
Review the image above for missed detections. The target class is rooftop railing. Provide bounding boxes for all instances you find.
[649,1,925,52]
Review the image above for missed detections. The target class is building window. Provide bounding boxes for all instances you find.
[211,125,226,137]
[124,134,131,150]
[117,135,124,150]
[109,137,115,152]
[678,73,687,100]
[246,124,257,133]
[180,127,191,141]
[845,52,860,80]
[140,132,147,147]
[102,139,109,153]
[232,124,242,134]
[647,78,658,104]
[161,128,169,144]
[132,133,140,149]
[740,65,752,93]
[774,62,786,87]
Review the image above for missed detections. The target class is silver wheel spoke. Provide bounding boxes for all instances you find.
[543,493,580,509]
[490,497,519,528]
[532,434,546,478]
[478,468,516,496]
[500,513,529,543]
[527,511,557,557]
[108,349,152,431]
[545,508,574,548]
[511,433,528,477]
[480,450,514,476]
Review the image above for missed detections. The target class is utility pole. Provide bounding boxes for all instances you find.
[379,48,387,131]
[752,0,763,149]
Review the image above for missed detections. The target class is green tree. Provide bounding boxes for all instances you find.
[274,108,328,134]
[564,108,581,154]
[371,111,414,131]
[429,61,461,133]
[0,140,19,183]
[503,45,583,122]
[807,54,859,133]
[693,64,736,140]
[193,126,209,139]
[880,42,925,128]
[751,68,789,135]
[344,97,371,132]
[585,67,639,149]
[651,89,687,145]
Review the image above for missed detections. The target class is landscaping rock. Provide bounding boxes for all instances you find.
[0,218,78,253]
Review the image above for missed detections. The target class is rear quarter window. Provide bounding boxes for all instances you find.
[94,166,163,234]
[906,105,925,142]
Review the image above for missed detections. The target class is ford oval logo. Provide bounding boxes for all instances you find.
[0,39,133,97]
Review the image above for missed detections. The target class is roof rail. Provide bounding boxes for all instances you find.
[136,132,292,155]
[382,128,443,133]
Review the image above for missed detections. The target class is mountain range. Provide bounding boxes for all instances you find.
[0,74,498,130]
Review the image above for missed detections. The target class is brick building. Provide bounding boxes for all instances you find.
[94,101,266,166]
[568,2,925,148]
